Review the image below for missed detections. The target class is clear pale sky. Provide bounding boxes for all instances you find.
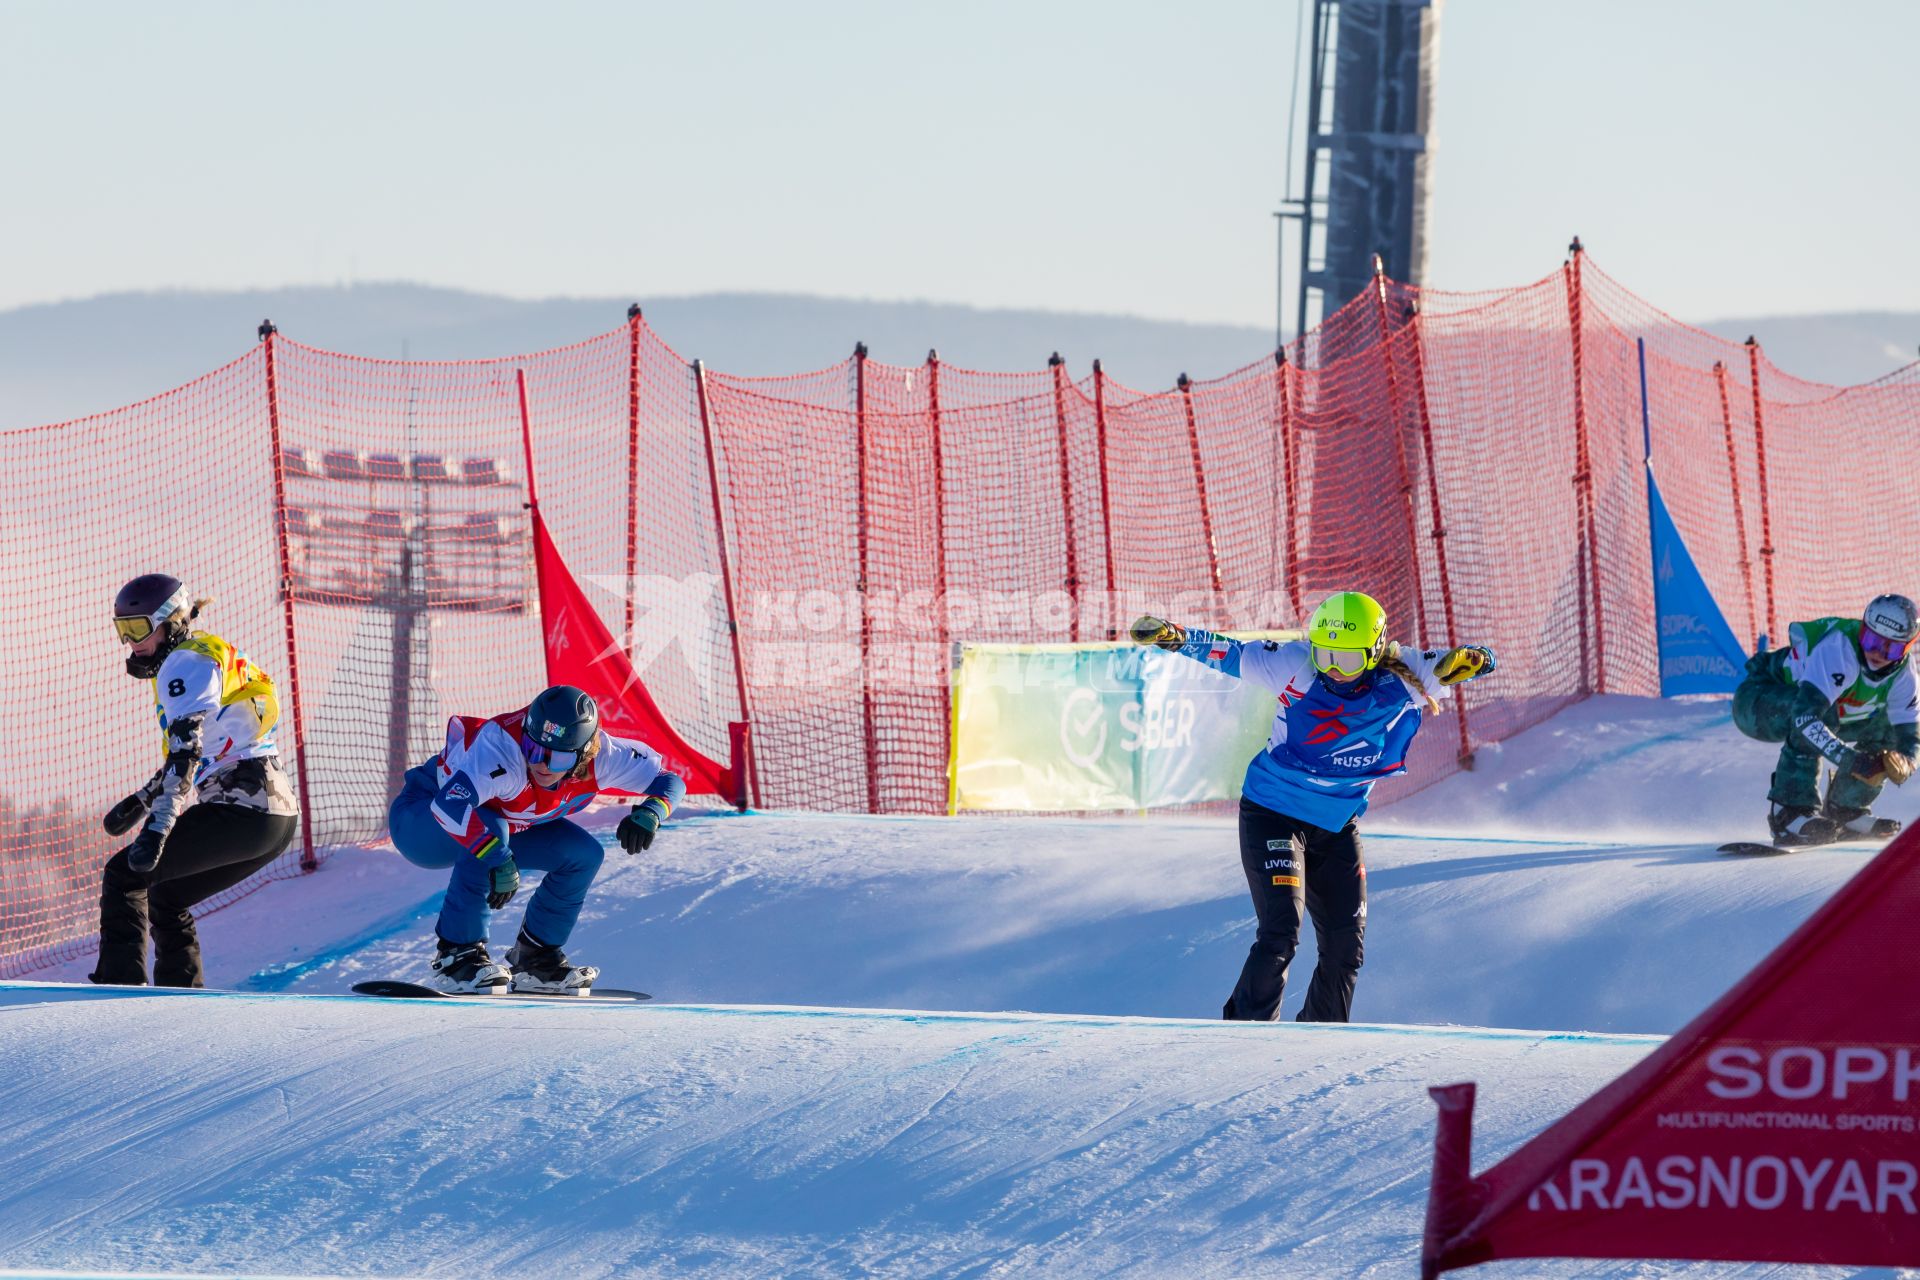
[3,0,1914,328]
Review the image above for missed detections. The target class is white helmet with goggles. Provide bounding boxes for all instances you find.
[1861,593,1918,670]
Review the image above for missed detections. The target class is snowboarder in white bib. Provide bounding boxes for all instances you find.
[388,684,684,994]
[1131,591,1494,1022]
[1731,593,1919,847]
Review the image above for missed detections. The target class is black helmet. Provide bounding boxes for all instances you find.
[114,573,193,678]
[524,685,599,753]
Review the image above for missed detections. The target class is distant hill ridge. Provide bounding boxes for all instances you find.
[2,283,1914,430]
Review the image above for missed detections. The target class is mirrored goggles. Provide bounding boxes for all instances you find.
[520,738,581,773]
[113,616,154,645]
[1311,644,1372,678]
[1862,625,1912,666]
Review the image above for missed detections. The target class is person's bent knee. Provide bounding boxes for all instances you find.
[1251,927,1299,960]
[389,794,467,870]
[530,820,606,876]
[1733,682,1787,742]
[1322,925,1364,975]
[101,851,148,893]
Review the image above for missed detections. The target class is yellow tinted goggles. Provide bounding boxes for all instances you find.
[113,616,155,645]
[1311,644,1372,678]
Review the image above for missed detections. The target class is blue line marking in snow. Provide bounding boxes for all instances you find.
[0,980,1667,1048]
[238,890,446,992]
[1365,831,1618,849]
[682,809,1638,849]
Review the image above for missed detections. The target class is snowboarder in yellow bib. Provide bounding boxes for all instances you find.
[92,574,300,986]
[1732,593,1919,847]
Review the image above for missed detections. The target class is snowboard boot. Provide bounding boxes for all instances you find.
[429,937,511,994]
[1822,803,1902,841]
[506,928,599,995]
[1768,802,1843,848]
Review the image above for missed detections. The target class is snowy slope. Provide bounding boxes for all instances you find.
[6,695,1914,1278]
[0,984,1666,1280]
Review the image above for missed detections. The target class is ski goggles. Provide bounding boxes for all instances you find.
[1862,624,1912,666]
[520,737,584,774]
[113,616,156,645]
[1311,644,1373,678]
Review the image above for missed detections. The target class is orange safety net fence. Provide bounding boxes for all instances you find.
[4,252,1917,973]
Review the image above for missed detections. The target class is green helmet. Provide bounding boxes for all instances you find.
[1307,591,1387,679]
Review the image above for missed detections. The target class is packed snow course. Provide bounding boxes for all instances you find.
[6,697,1916,1279]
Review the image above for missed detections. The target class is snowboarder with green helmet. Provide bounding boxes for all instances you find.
[1732,593,1920,846]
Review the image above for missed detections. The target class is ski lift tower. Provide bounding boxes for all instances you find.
[1285,0,1440,340]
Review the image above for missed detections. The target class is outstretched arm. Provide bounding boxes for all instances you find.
[1130,615,1249,679]
[1394,644,1497,694]
[1129,615,1302,692]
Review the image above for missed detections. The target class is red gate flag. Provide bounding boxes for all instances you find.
[1422,829,1920,1275]
[531,509,740,804]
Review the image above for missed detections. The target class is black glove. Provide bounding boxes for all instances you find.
[616,797,670,854]
[104,794,148,837]
[123,828,164,875]
[486,859,520,910]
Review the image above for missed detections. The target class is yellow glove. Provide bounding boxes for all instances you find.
[1853,749,1917,786]
[1129,615,1187,652]
[1433,645,1496,686]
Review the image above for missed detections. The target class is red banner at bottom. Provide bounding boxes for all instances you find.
[1424,830,1920,1274]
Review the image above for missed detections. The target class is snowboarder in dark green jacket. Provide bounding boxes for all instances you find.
[1732,594,1919,846]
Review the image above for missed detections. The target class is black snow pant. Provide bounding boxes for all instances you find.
[1224,795,1367,1023]
[91,804,297,988]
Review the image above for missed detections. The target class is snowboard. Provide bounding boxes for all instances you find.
[350,979,651,1002]
[1718,836,1888,857]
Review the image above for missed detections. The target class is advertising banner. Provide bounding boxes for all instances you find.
[949,639,1280,812]
[1422,830,1920,1274]
[1637,336,1749,697]
[1649,473,1748,696]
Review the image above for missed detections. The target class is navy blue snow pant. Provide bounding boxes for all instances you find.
[389,768,606,948]
[1225,795,1367,1023]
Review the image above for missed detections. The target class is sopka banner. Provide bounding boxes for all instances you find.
[1422,829,1920,1274]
